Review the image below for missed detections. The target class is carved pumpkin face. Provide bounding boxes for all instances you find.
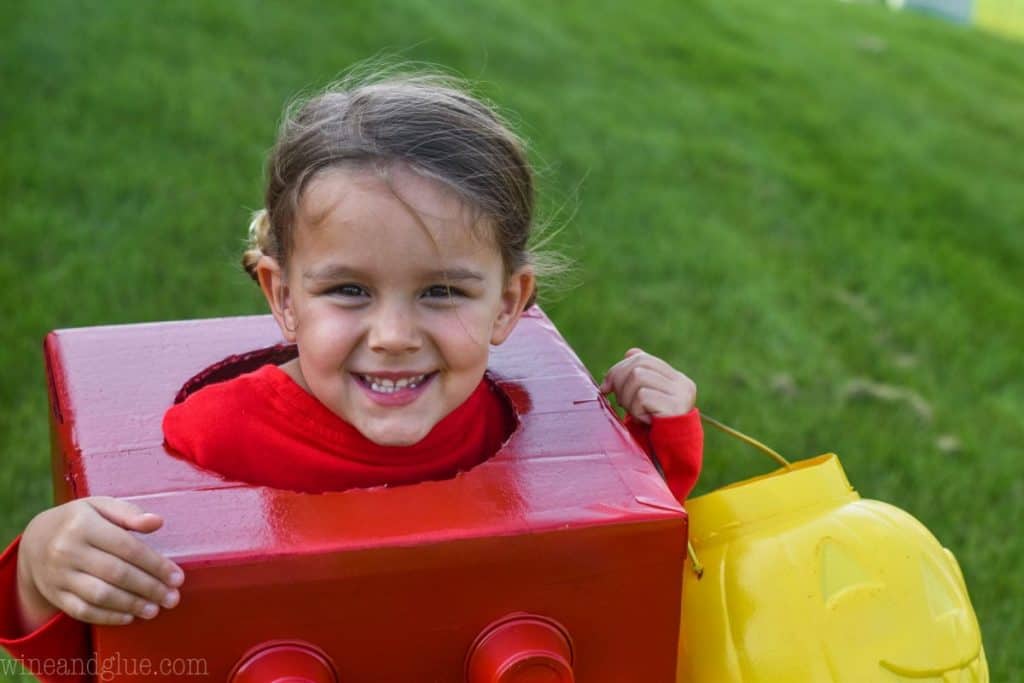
[679,455,987,682]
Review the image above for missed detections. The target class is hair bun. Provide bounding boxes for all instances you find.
[242,209,272,281]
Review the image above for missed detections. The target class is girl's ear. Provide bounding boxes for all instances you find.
[490,266,536,346]
[256,255,298,342]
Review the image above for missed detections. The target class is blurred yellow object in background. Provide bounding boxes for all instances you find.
[678,454,987,682]
[975,0,1024,40]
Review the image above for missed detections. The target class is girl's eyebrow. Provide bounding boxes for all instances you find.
[303,264,368,282]
[421,268,485,282]
[303,264,485,282]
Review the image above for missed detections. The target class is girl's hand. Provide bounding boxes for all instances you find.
[16,497,184,630]
[599,347,697,424]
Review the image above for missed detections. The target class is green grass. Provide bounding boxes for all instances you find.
[1,0,1021,678]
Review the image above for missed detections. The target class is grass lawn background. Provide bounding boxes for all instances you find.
[1,0,1021,678]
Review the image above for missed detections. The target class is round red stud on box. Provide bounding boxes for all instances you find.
[466,613,574,683]
[229,641,338,683]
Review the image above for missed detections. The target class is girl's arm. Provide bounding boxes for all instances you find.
[1,498,185,682]
[1,534,93,682]
[600,348,703,501]
[622,410,703,502]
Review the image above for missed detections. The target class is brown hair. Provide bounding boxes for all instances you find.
[243,67,563,306]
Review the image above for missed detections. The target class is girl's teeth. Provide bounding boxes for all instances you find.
[362,374,426,393]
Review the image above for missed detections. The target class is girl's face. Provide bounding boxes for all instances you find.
[257,166,534,446]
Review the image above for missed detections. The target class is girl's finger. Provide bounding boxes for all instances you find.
[631,385,686,420]
[86,518,184,590]
[601,351,696,417]
[64,570,161,620]
[600,351,653,393]
[619,364,696,418]
[627,352,685,383]
[76,546,180,610]
[87,497,164,534]
[52,589,135,626]
[616,366,676,415]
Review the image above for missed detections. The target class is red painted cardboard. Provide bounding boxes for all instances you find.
[44,308,686,681]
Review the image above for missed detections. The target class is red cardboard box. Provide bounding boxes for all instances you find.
[44,308,686,682]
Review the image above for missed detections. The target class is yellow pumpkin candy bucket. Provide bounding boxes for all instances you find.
[679,421,987,682]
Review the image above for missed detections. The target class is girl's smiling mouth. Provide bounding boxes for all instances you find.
[354,371,438,406]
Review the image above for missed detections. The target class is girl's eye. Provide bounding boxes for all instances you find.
[423,285,465,299]
[329,284,367,297]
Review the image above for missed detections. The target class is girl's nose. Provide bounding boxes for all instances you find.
[367,303,422,354]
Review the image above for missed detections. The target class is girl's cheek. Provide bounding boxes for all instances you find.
[443,325,497,371]
[302,311,359,351]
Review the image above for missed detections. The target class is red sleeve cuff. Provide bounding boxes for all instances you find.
[0,535,92,680]
[625,408,703,502]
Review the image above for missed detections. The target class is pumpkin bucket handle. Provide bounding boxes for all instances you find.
[686,414,793,579]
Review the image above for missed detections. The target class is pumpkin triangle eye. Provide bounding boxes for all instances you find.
[819,537,882,607]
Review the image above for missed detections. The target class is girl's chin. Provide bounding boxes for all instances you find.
[358,422,434,447]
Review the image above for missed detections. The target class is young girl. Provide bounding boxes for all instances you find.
[0,70,702,678]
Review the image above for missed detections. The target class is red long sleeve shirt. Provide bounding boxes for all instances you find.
[0,364,702,681]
